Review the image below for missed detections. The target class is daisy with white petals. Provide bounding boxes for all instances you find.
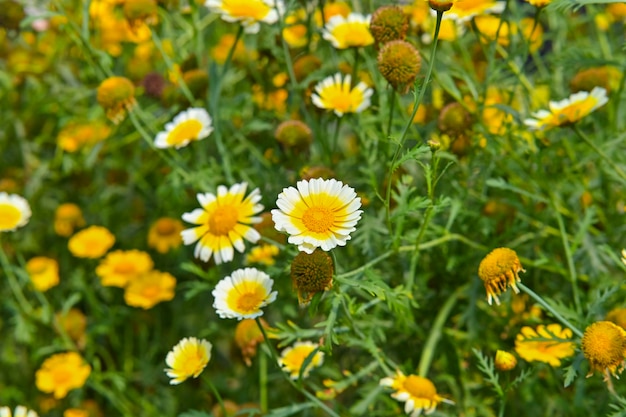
[380,370,454,417]
[213,267,277,320]
[0,192,32,232]
[271,178,362,254]
[165,337,212,385]
[524,87,609,130]
[205,0,285,34]
[154,108,213,149]
[322,13,374,49]
[0,406,39,417]
[181,183,263,264]
[311,73,373,117]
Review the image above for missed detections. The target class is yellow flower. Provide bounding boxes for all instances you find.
[606,307,626,330]
[124,270,176,309]
[154,108,213,149]
[282,9,310,48]
[55,308,87,349]
[54,203,86,237]
[96,76,137,124]
[95,249,154,287]
[581,321,626,378]
[0,406,39,417]
[272,178,362,254]
[278,341,324,380]
[212,267,277,320]
[380,371,453,416]
[477,247,525,306]
[445,0,505,22]
[205,0,284,34]
[57,121,111,153]
[0,192,31,232]
[26,256,60,292]
[181,183,263,264]
[235,318,269,366]
[210,33,255,64]
[525,0,550,7]
[63,409,88,417]
[514,324,575,367]
[524,87,609,130]
[165,337,212,384]
[322,12,374,49]
[147,217,184,253]
[311,73,373,117]
[246,244,280,266]
[35,352,91,399]
[495,350,517,371]
[68,226,115,259]
[314,2,351,27]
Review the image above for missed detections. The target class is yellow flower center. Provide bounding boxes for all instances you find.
[330,22,374,48]
[221,0,271,20]
[142,284,160,299]
[227,283,266,314]
[114,261,137,274]
[302,206,334,233]
[321,84,353,113]
[403,375,437,401]
[555,96,598,125]
[156,219,177,235]
[209,205,239,236]
[166,119,203,146]
[582,321,626,371]
[179,349,206,376]
[0,203,21,229]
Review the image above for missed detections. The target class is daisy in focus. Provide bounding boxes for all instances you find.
[212,267,277,320]
[514,324,576,367]
[205,0,284,34]
[181,183,263,264]
[322,13,374,49]
[154,108,213,149]
[278,341,324,380]
[0,406,39,417]
[311,73,373,117]
[524,87,608,130]
[0,192,31,232]
[443,0,505,22]
[477,247,525,305]
[380,370,453,416]
[165,337,212,384]
[272,178,362,254]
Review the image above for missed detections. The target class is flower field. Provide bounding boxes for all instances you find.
[1,0,626,416]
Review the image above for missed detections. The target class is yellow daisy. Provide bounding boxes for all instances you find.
[212,267,277,320]
[380,371,453,416]
[26,256,60,292]
[68,226,115,259]
[278,341,324,380]
[246,243,280,266]
[0,192,31,232]
[35,352,91,399]
[524,87,608,130]
[444,0,505,22]
[271,178,362,254]
[124,270,176,309]
[147,217,185,253]
[181,183,263,264]
[54,203,86,237]
[154,108,213,149]
[313,73,372,117]
[95,250,154,287]
[165,337,212,384]
[0,406,39,417]
[514,324,576,367]
[494,350,517,371]
[322,12,374,49]
[205,0,284,34]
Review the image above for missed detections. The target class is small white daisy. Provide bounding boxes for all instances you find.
[311,73,373,117]
[205,0,285,34]
[165,337,212,385]
[212,267,277,320]
[0,192,32,232]
[154,108,213,149]
[322,13,374,49]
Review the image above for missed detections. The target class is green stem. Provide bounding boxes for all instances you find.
[417,285,466,377]
[330,118,343,158]
[571,124,626,184]
[0,241,34,316]
[255,318,341,417]
[203,373,227,417]
[259,346,268,413]
[551,197,582,315]
[151,29,195,104]
[518,283,583,338]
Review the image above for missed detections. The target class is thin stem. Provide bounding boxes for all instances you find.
[386,89,396,141]
[255,318,341,417]
[518,283,584,338]
[0,241,35,316]
[417,285,466,376]
[151,29,195,104]
[330,118,343,158]
[203,373,227,417]
[571,124,626,184]
[259,347,268,413]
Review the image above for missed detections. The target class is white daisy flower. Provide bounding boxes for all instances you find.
[165,337,212,385]
[212,267,277,320]
[311,73,373,117]
[154,108,213,149]
[322,12,374,49]
[205,0,285,34]
[0,192,32,232]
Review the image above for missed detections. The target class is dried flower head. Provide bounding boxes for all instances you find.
[97,76,136,124]
[377,40,421,94]
[123,0,158,27]
[235,318,270,366]
[369,6,409,46]
[570,66,620,94]
[438,102,471,134]
[477,247,525,305]
[291,249,334,305]
[274,120,313,151]
[581,321,626,378]
[300,166,336,181]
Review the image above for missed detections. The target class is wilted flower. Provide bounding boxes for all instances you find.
[235,318,269,366]
[477,247,525,306]
[96,76,136,124]
[278,341,325,379]
[377,40,421,94]
[35,352,91,399]
[274,120,313,152]
[290,249,334,305]
[212,267,277,320]
[165,337,212,384]
[369,6,409,45]
[581,321,626,378]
